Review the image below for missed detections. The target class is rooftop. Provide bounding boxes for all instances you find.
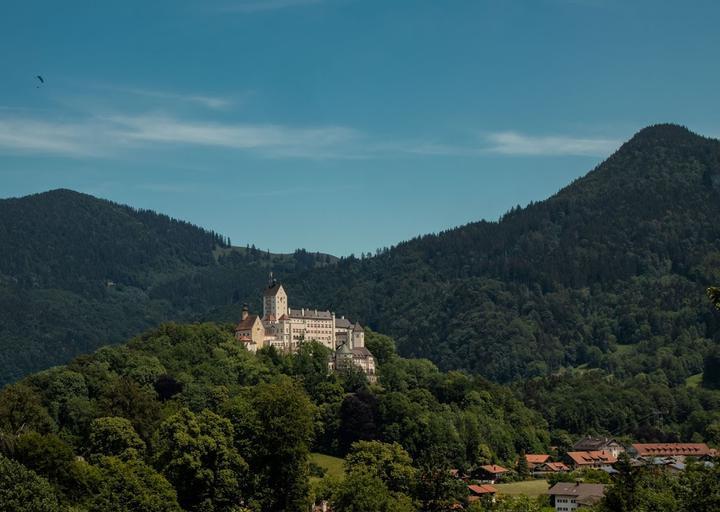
[547,482,606,498]
[289,308,333,320]
[632,443,713,456]
[235,314,259,331]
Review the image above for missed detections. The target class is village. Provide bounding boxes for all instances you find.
[236,279,718,512]
[449,437,717,510]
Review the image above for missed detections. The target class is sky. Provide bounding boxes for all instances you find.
[1,0,719,256]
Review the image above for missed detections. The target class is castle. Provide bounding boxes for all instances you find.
[235,275,376,380]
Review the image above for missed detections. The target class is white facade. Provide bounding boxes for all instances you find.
[243,278,376,380]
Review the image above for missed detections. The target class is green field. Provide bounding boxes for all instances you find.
[310,453,345,482]
[494,480,550,497]
[685,373,703,388]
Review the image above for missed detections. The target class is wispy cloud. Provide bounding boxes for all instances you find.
[108,114,360,158]
[484,131,619,156]
[95,85,234,110]
[222,0,324,13]
[0,118,104,157]
[0,114,361,159]
[0,109,620,161]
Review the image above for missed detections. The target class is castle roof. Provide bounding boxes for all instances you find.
[335,317,352,329]
[263,314,276,322]
[337,342,353,355]
[264,282,284,296]
[352,322,363,332]
[235,314,259,331]
[351,347,373,358]
[289,308,333,320]
[278,313,289,321]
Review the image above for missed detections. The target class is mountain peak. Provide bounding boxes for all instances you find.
[626,123,700,146]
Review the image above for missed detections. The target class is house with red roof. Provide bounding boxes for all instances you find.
[631,443,714,460]
[468,484,497,503]
[524,454,551,470]
[565,451,617,469]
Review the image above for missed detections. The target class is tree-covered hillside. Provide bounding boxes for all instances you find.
[267,124,720,383]
[0,190,330,385]
[0,323,549,511]
[2,124,720,388]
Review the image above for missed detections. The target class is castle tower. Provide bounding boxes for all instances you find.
[263,273,288,319]
[351,322,365,348]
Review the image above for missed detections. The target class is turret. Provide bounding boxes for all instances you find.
[352,322,364,348]
[241,303,249,321]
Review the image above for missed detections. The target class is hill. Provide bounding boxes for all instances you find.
[2,124,720,388]
[0,190,331,384]
[0,323,550,511]
[265,124,720,383]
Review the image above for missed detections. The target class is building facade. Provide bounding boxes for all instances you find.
[235,276,376,381]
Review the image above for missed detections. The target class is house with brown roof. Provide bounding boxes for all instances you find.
[477,464,510,483]
[631,443,714,460]
[535,461,570,474]
[572,437,625,458]
[548,482,606,511]
[565,451,617,469]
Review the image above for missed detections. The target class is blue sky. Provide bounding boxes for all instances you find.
[1,0,719,255]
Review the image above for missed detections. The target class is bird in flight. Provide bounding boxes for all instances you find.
[36,75,44,88]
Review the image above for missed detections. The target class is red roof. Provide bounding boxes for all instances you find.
[468,484,497,495]
[278,313,289,320]
[539,462,570,472]
[567,451,617,466]
[526,454,550,465]
[480,464,509,474]
[632,443,712,457]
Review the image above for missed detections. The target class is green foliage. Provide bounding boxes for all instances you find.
[345,440,417,494]
[596,455,720,512]
[329,469,416,512]
[0,453,61,512]
[87,456,181,512]
[89,416,146,460]
[155,408,248,512]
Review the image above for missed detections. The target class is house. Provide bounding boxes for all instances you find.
[631,443,714,460]
[566,451,617,469]
[477,465,510,483]
[535,462,570,474]
[547,482,606,511]
[525,454,551,469]
[572,437,625,458]
[467,484,497,503]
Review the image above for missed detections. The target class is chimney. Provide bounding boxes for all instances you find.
[241,304,249,320]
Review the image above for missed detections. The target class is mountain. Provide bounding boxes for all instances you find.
[0,190,332,385]
[2,124,720,387]
[269,124,720,383]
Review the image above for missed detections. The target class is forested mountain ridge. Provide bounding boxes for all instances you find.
[272,124,720,382]
[2,124,720,387]
[0,190,330,384]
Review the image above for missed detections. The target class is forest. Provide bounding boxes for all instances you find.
[0,323,718,511]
